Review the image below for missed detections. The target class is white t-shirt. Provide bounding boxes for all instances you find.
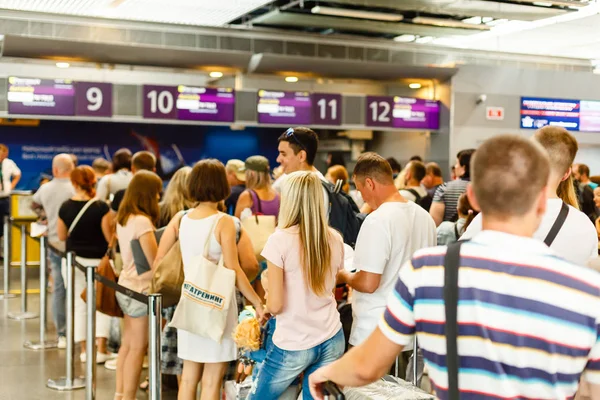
[461,198,598,266]
[0,158,21,197]
[95,169,133,202]
[349,201,437,346]
[400,186,428,203]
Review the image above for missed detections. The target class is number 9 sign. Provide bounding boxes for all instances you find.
[75,82,113,117]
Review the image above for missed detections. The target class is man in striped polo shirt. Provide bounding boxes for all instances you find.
[309,134,600,400]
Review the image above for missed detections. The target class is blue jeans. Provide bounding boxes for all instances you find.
[49,252,65,337]
[247,329,344,400]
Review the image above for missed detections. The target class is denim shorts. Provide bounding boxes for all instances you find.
[116,292,147,318]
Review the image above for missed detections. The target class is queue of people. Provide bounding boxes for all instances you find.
[19,122,600,400]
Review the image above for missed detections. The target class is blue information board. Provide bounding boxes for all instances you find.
[520,97,580,131]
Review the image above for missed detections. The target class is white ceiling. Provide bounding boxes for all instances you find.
[0,0,273,26]
[431,4,600,60]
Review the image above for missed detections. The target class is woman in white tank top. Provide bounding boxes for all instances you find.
[155,160,266,400]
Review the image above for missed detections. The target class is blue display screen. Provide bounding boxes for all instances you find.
[520,97,580,131]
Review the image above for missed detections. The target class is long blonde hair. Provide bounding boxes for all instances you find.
[279,171,331,296]
[159,166,194,225]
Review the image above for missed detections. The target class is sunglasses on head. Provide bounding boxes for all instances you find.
[284,128,306,151]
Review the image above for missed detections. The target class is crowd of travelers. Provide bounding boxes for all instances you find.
[5,123,599,399]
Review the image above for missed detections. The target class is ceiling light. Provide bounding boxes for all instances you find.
[412,17,491,30]
[209,71,223,78]
[393,34,416,42]
[285,76,299,83]
[311,6,403,22]
[415,36,435,44]
[533,1,553,6]
[462,16,483,25]
[409,83,422,89]
[56,62,70,69]
[485,18,509,26]
[482,17,494,23]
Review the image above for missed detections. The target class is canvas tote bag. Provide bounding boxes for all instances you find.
[169,214,236,342]
[241,191,276,262]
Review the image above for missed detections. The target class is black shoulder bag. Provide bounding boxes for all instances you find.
[544,202,569,246]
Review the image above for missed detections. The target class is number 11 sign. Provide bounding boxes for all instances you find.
[312,93,342,126]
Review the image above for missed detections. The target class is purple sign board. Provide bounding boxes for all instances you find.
[392,97,440,130]
[365,96,394,128]
[177,86,235,122]
[143,85,178,120]
[8,77,75,116]
[257,90,312,125]
[312,93,342,126]
[75,82,113,117]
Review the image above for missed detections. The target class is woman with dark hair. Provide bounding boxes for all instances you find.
[114,170,163,400]
[436,193,478,245]
[57,165,113,364]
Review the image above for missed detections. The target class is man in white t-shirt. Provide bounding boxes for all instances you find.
[338,152,436,346]
[462,126,598,266]
[0,144,21,227]
[399,160,428,204]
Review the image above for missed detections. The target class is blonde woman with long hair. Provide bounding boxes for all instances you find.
[159,166,194,228]
[247,171,345,400]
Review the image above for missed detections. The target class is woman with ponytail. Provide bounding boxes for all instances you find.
[436,193,478,245]
[462,126,598,265]
[247,171,345,400]
[57,165,114,364]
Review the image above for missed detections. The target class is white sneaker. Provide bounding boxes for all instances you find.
[80,352,112,364]
[57,337,67,349]
[105,358,117,371]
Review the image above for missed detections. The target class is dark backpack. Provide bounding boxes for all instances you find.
[405,188,433,211]
[322,180,365,248]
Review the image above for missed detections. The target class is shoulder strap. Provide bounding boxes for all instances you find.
[250,190,262,214]
[453,221,460,241]
[68,199,96,235]
[444,240,465,400]
[544,202,569,247]
[334,179,343,194]
[204,213,225,260]
[405,188,422,202]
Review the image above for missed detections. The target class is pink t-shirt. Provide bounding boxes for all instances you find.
[261,226,343,351]
[117,214,154,293]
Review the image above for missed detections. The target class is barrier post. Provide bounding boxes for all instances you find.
[24,236,57,349]
[148,294,162,400]
[47,251,85,391]
[412,339,418,385]
[85,264,96,400]
[8,223,38,320]
[0,216,15,300]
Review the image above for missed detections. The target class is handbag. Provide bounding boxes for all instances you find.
[149,213,187,307]
[241,190,276,262]
[169,214,236,342]
[81,236,124,318]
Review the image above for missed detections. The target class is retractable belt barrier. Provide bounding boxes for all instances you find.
[2,219,162,400]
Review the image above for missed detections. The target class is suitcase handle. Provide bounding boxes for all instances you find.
[322,381,344,400]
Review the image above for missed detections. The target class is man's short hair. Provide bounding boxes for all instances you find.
[578,164,591,178]
[472,135,549,218]
[92,158,111,174]
[353,152,394,185]
[112,148,132,171]
[457,149,476,179]
[409,161,426,182]
[386,157,402,173]
[426,162,442,178]
[533,126,578,177]
[132,151,156,172]
[0,144,7,153]
[278,127,319,166]
[409,155,423,162]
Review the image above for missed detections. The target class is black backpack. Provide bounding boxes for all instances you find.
[322,180,365,248]
[405,188,433,211]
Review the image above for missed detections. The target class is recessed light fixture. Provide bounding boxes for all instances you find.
[409,83,422,89]
[415,36,435,44]
[56,62,70,69]
[285,76,299,83]
[209,71,223,78]
[311,6,403,22]
[393,34,416,42]
[462,16,483,25]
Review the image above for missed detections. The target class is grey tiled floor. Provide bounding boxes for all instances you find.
[0,292,178,399]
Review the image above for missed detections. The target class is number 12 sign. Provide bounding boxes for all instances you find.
[313,93,342,126]
[366,96,393,128]
[75,82,113,117]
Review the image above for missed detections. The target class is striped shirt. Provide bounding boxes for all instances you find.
[379,231,600,400]
[433,179,469,222]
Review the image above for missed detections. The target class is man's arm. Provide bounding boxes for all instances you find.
[309,328,404,400]
[429,201,445,227]
[10,174,20,190]
[338,269,381,294]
